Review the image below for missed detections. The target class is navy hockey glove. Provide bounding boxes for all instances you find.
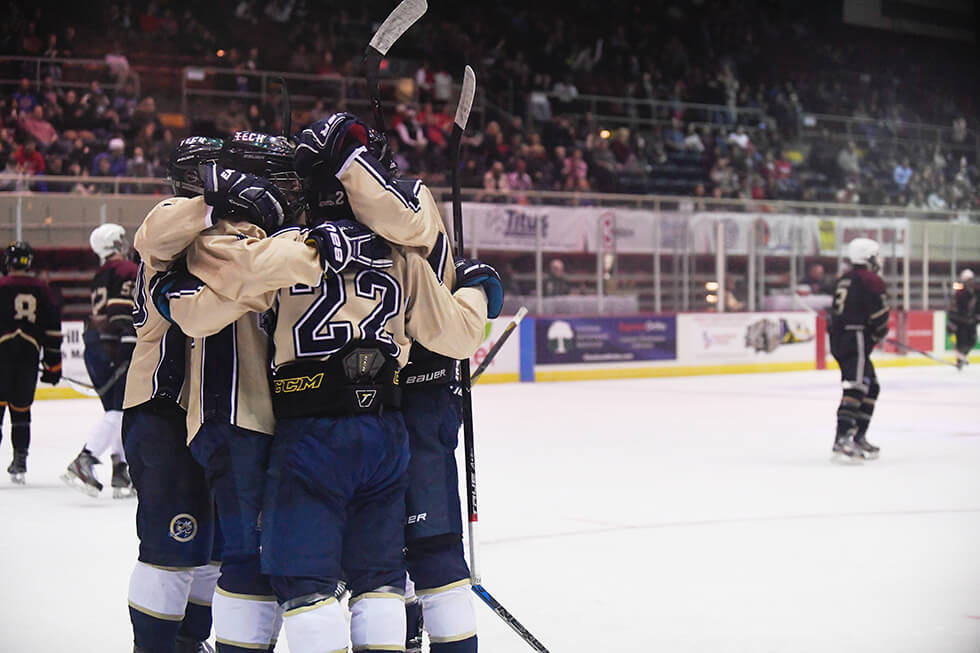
[149,261,204,324]
[454,257,503,319]
[200,162,289,233]
[40,364,61,385]
[305,220,393,273]
[294,113,370,178]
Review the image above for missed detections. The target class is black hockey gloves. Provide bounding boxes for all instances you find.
[305,219,393,273]
[200,162,289,233]
[454,257,504,319]
[294,113,372,178]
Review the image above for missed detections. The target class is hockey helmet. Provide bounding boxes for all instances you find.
[961,269,975,283]
[847,238,880,272]
[220,131,306,228]
[90,223,129,263]
[303,166,355,226]
[167,136,224,197]
[4,240,33,272]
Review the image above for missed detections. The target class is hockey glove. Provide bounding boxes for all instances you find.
[40,364,61,385]
[294,113,370,178]
[149,260,205,324]
[305,220,393,274]
[454,257,504,319]
[200,162,289,233]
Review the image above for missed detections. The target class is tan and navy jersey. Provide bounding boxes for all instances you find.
[124,196,214,410]
[0,273,63,369]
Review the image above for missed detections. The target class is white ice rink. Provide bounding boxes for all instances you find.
[1,364,978,652]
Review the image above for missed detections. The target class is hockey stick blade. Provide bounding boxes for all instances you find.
[367,0,427,57]
[884,338,959,367]
[472,306,528,383]
[471,583,551,652]
[454,65,476,131]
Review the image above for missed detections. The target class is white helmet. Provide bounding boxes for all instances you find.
[962,269,975,283]
[847,237,880,272]
[89,223,129,263]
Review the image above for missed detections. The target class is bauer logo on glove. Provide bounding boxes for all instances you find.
[305,220,393,273]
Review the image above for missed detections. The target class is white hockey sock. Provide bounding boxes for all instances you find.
[85,410,123,459]
[213,586,280,650]
[282,596,347,653]
[350,589,405,651]
[419,581,477,644]
[188,564,219,608]
[128,561,194,621]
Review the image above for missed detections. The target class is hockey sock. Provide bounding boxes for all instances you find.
[0,402,6,429]
[856,383,879,438]
[10,406,31,451]
[836,390,863,438]
[85,409,123,458]
[128,562,195,653]
[178,563,219,644]
[213,558,279,652]
[350,588,406,653]
[419,582,478,652]
[282,595,347,653]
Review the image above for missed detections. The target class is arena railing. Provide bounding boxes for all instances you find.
[1,181,976,315]
[0,55,140,97]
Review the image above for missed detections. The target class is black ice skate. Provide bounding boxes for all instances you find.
[832,435,864,464]
[61,448,103,497]
[853,434,880,460]
[110,454,136,499]
[7,449,27,484]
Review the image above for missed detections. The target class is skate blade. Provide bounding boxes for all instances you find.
[112,487,137,499]
[862,451,880,460]
[830,451,864,465]
[9,473,25,485]
[61,471,102,498]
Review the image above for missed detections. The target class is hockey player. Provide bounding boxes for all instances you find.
[948,269,977,370]
[62,223,138,497]
[123,137,232,653]
[296,113,488,652]
[155,115,499,653]
[141,131,315,653]
[0,241,63,483]
[829,238,889,461]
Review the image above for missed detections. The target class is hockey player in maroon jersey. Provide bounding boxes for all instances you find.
[829,238,889,461]
[948,269,977,370]
[0,241,63,483]
[62,224,139,497]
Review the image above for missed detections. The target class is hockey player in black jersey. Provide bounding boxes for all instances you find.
[829,238,889,461]
[62,223,139,497]
[948,269,977,370]
[0,241,63,483]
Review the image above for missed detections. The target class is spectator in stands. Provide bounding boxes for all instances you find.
[561,148,590,192]
[893,158,912,190]
[415,60,435,104]
[13,139,45,176]
[215,101,248,136]
[131,96,161,135]
[836,140,861,181]
[19,105,58,149]
[460,158,482,189]
[12,79,37,113]
[544,258,571,296]
[482,160,510,199]
[801,263,832,295]
[91,137,127,177]
[951,117,967,144]
[507,158,534,200]
[39,76,62,111]
[317,50,337,76]
[664,117,685,151]
[683,123,705,152]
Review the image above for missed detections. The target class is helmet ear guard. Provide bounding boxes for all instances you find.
[168,136,224,197]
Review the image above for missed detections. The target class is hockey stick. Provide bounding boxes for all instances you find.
[471,306,528,383]
[41,369,94,390]
[884,338,959,367]
[43,360,131,395]
[275,76,292,138]
[449,67,551,653]
[363,0,428,136]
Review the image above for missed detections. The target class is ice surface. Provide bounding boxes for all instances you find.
[1,365,978,652]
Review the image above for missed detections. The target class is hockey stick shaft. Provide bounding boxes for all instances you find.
[471,584,551,653]
[471,306,527,383]
[884,338,959,367]
[363,0,428,135]
[45,359,130,394]
[41,368,94,389]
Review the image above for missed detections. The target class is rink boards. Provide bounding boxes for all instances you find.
[36,311,977,400]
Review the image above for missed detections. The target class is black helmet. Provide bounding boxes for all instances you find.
[168,136,224,198]
[221,131,306,226]
[303,166,355,226]
[5,241,34,272]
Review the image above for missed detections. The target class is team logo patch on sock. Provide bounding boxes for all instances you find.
[169,513,198,542]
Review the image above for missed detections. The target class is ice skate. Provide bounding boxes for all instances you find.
[832,435,864,464]
[175,636,214,653]
[7,449,27,484]
[61,449,103,497]
[110,454,136,499]
[955,353,968,370]
[853,434,879,460]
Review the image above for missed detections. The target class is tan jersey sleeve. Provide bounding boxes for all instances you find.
[168,283,277,338]
[337,149,445,253]
[185,224,323,302]
[134,196,214,272]
[402,252,488,360]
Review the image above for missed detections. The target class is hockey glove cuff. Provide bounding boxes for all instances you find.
[454,257,504,319]
[294,113,370,178]
[305,220,393,274]
[200,162,288,233]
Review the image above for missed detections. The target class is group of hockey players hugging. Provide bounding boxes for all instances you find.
[120,112,498,652]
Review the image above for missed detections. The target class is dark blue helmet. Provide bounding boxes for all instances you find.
[167,136,224,197]
[221,131,306,224]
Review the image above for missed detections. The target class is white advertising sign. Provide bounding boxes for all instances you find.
[678,312,817,363]
[467,314,520,379]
